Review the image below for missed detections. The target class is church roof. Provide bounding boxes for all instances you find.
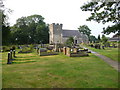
[62,29,82,38]
[108,37,120,42]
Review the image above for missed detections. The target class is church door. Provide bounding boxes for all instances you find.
[75,40,77,44]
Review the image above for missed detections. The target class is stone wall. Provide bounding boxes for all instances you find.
[49,23,89,44]
[49,23,63,44]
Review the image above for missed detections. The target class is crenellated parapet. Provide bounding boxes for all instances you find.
[49,23,63,44]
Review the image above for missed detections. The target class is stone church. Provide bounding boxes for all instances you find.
[49,23,88,44]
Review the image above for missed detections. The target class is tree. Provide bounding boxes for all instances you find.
[11,17,30,44]
[101,34,108,44]
[2,24,11,45]
[97,34,101,42]
[65,37,74,47]
[0,0,12,45]
[78,25,91,40]
[80,1,120,35]
[89,35,97,43]
[11,14,49,44]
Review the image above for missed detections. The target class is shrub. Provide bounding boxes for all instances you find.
[65,37,74,47]
[10,45,16,50]
[29,44,34,51]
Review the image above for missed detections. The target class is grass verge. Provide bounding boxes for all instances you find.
[83,45,119,62]
[2,50,119,88]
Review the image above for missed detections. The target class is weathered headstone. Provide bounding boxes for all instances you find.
[66,47,71,56]
[39,48,41,56]
[54,44,59,52]
[7,52,12,64]
[59,48,61,52]
[36,48,39,54]
[10,50,13,60]
[13,50,16,58]
[73,48,77,53]
[39,48,47,56]
[63,47,66,55]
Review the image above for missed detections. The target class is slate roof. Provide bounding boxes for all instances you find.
[62,29,82,38]
[108,37,120,41]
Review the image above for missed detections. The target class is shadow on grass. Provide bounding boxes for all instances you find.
[17,56,36,58]
[17,52,33,54]
[3,58,37,65]
[12,60,36,64]
[15,58,34,61]
[2,60,37,65]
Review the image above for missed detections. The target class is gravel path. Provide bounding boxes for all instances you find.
[90,50,120,72]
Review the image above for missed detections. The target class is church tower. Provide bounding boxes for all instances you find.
[49,23,63,44]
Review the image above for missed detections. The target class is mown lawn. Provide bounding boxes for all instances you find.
[2,50,119,88]
[84,45,119,62]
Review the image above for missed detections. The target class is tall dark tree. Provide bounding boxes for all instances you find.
[80,1,120,35]
[101,34,108,44]
[0,0,11,45]
[98,34,101,42]
[78,25,91,40]
[11,14,49,44]
[89,35,97,43]
[11,17,29,44]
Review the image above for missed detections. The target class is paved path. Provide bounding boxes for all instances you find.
[90,50,120,72]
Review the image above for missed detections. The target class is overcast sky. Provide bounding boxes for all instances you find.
[4,0,115,38]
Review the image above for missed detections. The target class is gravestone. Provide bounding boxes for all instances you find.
[36,48,39,54]
[63,47,67,55]
[39,48,41,56]
[13,50,17,58]
[66,47,71,56]
[7,52,12,64]
[73,48,77,53]
[39,48,47,55]
[59,48,61,52]
[95,44,101,49]
[10,50,13,60]
[54,44,59,52]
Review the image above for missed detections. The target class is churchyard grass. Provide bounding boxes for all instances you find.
[84,45,119,62]
[2,50,119,88]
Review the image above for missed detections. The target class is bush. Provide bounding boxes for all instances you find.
[10,45,16,50]
[65,37,74,47]
[29,44,34,51]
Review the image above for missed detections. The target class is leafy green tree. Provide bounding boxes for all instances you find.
[0,0,12,45]
[80,1,120,35]
[89,35,97,43]
[101,34,108,44]
[2,24,11,45]
[65,37,74,47]
[11,17,29,44]
[11,14,49,44]
[97,34,101,42]
[78,25,91,40]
